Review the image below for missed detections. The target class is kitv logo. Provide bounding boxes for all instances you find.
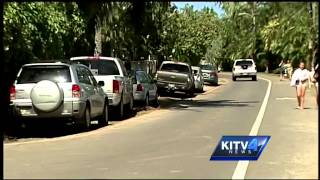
[210,136,270,161]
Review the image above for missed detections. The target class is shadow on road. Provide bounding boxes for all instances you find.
[4,120,110,140]
[4,84,230,141]
[161,99,260,110]
[4,108,139,141]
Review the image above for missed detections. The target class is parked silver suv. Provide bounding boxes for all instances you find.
[10,62,109,130]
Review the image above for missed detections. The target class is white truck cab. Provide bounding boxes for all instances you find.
[70,56,133,119]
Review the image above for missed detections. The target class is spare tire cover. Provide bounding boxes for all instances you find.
[30,80,64,112]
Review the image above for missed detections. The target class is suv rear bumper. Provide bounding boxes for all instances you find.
[157,81,191,92]
[10,100,86,119]
[203,77,218,83]
[232,71,257,77]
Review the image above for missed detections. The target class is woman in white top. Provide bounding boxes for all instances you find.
[290,62,309,110]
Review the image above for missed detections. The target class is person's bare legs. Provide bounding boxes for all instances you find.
[315,83,319,107]
[300,84,307,110]
[296,85,302,108]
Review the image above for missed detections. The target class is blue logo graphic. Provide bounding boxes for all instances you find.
[210,136,270,161]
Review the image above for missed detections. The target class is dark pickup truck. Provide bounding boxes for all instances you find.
[155,61,195,96]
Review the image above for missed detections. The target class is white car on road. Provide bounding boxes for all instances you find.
[232,59,257,81]
[70,56,134,119]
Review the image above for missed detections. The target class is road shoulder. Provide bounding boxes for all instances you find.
[245,73,318,179]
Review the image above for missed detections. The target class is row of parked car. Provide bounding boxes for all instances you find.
[9,56,219,131]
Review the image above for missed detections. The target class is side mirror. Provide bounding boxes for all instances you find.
[98,81,105,87]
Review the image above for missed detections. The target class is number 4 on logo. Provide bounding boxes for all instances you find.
[248,138,258,151]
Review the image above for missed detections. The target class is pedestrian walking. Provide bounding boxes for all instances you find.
[310,65,318,106]
[279,60,285,81]
[311,47,319,106]
[285,60,293,79]
[290,62,310,110]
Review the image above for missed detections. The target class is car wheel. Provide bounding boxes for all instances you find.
[117,96,124,119]
[232,76,236,81]
[252,76,257,81]
[145,94,150,107]
[187,86,195,97]
[98,103,108,126]
[125,94,134,117]
[152,92,159,108]
[7,116,24,136]
[30,80,63,112]
[129,95,134,111]
[200,86,204,93]
[76,106,91,130]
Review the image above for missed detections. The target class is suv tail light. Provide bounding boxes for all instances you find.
[72,84,81,98]
[136,84,144,91]
[10,85,16,100]
[113,80,120,93]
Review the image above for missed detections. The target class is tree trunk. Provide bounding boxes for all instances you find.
[252,2,257,61]
[311,2,318,69]
[94,16,102,56]
[307,2,317,70]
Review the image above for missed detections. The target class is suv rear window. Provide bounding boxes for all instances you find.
[74,60,120,75]
[160,64,190,74]
[235,60,253,66]
[200,64,215,70]
[17,65,71,84]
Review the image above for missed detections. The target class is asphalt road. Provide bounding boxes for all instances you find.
[4,73,318,179]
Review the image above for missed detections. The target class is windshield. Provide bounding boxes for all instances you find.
[17,65,71,84]
[160,63,190,74]
[74,60,120,75]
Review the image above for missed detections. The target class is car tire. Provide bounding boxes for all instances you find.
[125,94,134,117]
[211,82,218,86]
[187,86,195,97]
[7,116,24,136]
[30,80,63,112]
[76,105,91,131]
[117,96,124,119]
[152,92,159,108]
[129,94,134,111]
[98,102,108,126]
[252,76,257,81]
[232,76,236,81]
[145,94,150,107]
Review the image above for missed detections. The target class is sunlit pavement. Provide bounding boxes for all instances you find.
[4,72,317,179]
